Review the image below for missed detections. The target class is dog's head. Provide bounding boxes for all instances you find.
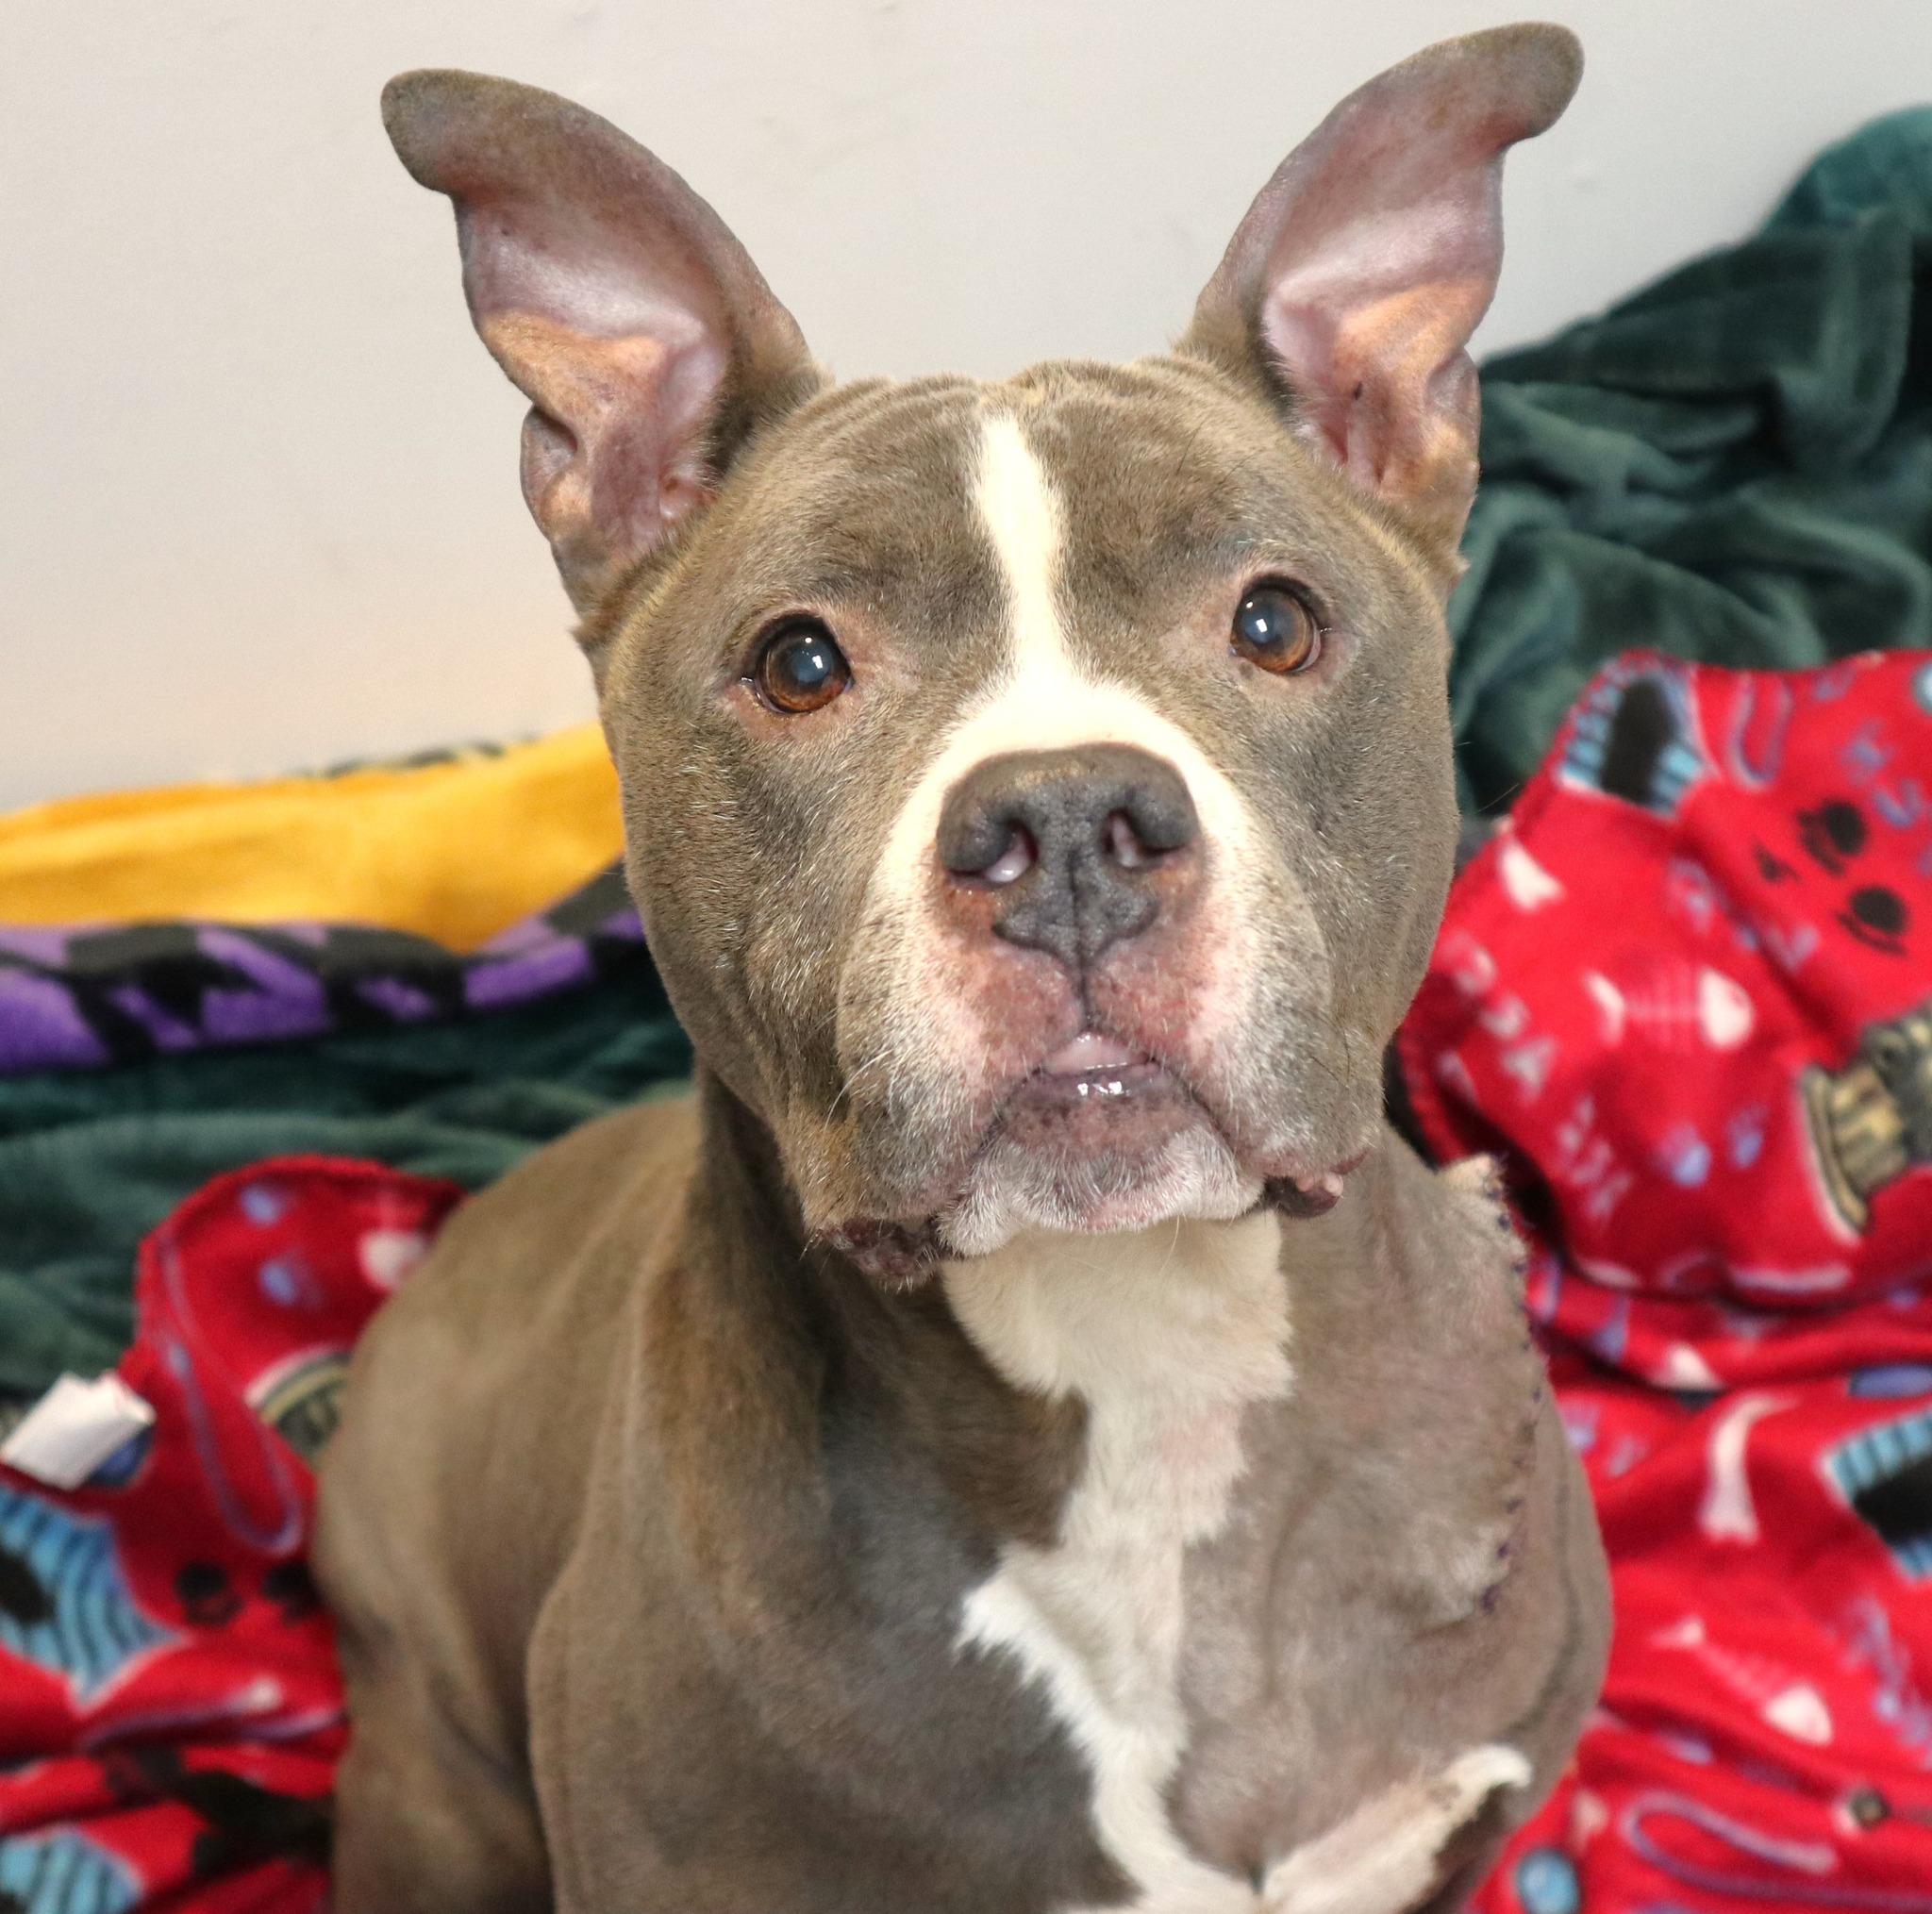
[384,26,1579,1267]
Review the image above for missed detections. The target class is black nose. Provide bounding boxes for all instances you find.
[937,744,1199,969]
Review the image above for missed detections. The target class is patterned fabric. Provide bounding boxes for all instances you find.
[0,866,647,1077]
[1449,106,1932,819]
[0,1157,461,1914]
[1399,650,1932,1910]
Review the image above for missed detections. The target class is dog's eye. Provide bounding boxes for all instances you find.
[1231,581,1323,674]
[751,618,851,714]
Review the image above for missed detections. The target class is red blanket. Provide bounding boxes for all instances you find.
[0,1160,459,1912]
[1,649,1928,1912]
[1407,650,1932,1912]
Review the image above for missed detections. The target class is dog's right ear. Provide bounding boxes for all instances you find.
[1181,25,1580,585]
[383,72,821,617]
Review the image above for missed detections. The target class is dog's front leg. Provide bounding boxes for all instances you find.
[1261,1746,1528,1914]
[329,1662,552,1914]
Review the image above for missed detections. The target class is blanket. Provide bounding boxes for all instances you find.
[0,1159,454,1914]
[1409,649,1932,1912]
[0,726,621,952]
[1452,108,1932,816]
[0,867,689,1402]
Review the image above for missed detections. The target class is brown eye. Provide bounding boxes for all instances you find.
[752,618,851,714]
[1231,581,1322,674]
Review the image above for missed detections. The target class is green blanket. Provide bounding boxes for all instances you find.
[1452,107,1932,812]
[0,973,690,1395]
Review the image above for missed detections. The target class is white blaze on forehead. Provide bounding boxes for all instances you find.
[975,411,1068,674]
[865,408,1267,975]
[841,406,1304,1251]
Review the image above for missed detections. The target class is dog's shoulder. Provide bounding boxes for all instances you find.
[1374,1133,1532,1351]
[319,1091,703,1647]
[407,1088,702,1331]
[1243,1135,1549,1622]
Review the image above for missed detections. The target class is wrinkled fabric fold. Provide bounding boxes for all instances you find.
[1454,108,1932,813]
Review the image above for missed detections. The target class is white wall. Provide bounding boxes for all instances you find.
[5,0,1930,809]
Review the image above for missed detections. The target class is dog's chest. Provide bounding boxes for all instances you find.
[941,1213,1291,1911]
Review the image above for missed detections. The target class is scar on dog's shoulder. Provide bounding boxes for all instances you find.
[1428,1151,1530,1291]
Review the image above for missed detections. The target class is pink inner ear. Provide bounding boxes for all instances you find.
[383,71,814,612]
[483,312,729,582]
[1195,26,1582,548]
[1264,276,1491,496]
[1259,180,1502,515]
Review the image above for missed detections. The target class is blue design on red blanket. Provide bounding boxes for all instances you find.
[0,1827,141,1914]
[0,1484,174,1703]
[1824,1407,1932,1579]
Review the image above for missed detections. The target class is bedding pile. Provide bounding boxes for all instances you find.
[1452,106,1932,815]
[0,868,688,1405]
[0,1159,458,1913]
[1405,649,1932,1913]
[6,651,1927,1914]
[2,105,1932,1914]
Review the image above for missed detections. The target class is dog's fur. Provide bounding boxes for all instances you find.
[314,26,1610,1913]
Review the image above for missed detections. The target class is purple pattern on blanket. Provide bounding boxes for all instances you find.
[0,865,647,1075]
[0,968,109,1072]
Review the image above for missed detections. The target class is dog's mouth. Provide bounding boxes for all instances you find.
[971,1024,1374,1226]
[821,1026,1369,1279]
[1032,1029,1171,1095]
[996,1028,1199,1146]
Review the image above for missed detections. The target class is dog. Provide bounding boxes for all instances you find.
[313,25,1610,1912]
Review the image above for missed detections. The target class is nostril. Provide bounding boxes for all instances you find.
[946,822,1037,889]
[1111,778,1198,864]
[981,825,1036,888]
[1106,810,1157,871]
[934,746,1197,964]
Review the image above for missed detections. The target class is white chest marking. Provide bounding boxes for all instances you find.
[1262,1744,1531,1914]
[945,1212,1292,1911]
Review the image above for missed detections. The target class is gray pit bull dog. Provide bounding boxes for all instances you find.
[314,25,1610,1913]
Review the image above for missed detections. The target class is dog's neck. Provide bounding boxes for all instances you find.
[668,1068,1095,1556]
[676,1070,1318,1906]
[670,1068,1308,1545]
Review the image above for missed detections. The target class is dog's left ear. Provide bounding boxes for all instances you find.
[1183,24,1581,580]
[383,71,821,619]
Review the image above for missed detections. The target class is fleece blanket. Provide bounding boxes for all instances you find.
[0,867,689,1401]
[0,725,622,952]
[1417,649,1932,1913]
[0,1159,456,1914]
[0,649,1925,1914]
[1450,107,1932,816]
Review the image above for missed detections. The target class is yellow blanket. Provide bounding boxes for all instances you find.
[0,727,624,953]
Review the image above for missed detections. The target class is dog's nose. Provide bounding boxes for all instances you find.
[937,744,1199,969]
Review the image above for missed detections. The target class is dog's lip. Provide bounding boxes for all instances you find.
[998,1029,1206,1126]
[1268,1145,1372,1216]
[861,1050,1374,1250]
[1041,1029,1149,1076]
